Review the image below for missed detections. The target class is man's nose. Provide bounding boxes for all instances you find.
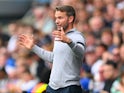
[55,19,59,24]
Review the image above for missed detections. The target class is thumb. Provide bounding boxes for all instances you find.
[61,27,65,34]
[29,34,34,39]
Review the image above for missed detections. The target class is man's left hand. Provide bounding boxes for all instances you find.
[52,27,71,44]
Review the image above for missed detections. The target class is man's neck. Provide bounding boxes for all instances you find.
[65,24,74,33]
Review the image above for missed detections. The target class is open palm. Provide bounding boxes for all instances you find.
[18,34,34,50]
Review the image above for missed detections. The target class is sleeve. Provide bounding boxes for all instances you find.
[110,80,120,93]
[32,45,54,63]
[68,33,86,58]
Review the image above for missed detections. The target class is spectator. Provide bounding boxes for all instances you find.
[101,28,116,52]
[112,20,122,35]
[111,47,121,64]
[100,60,118,93]
[25,52,51,83]
[113,33,123,47]
[93,0,105,10]
[89,16,104,39]
[85,32,96,47]
[113,8,124,21]
[111,71,124,93]
[20,68,38,92]
[0,67,8,93]
[95,43,108,59]
[85,46,97,73]
[103,3,115,27]
[119,44,124,73]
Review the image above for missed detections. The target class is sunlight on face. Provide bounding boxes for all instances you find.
[55,11,69,31]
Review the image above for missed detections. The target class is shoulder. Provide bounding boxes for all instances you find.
[69,30,85,41]
[67,30,86,47]
[67,29,85,38]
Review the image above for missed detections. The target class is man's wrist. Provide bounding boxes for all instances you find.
[66,38,72,44]
[67,38,75,48]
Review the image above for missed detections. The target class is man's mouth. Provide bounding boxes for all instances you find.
[57,25,62,31]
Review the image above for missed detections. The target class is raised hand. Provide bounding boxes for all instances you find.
[52,27,71,43]
[18,34,34,50]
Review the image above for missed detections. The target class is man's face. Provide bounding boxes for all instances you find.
[55,11,69,31]
[102,65,115,80]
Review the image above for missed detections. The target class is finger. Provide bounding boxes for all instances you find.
[18,35,27,40]
[52,31,61,34]
[53,30,61,33]
[18,39,26,45]
[61,27,65,33]
[19,34,31,40]
[18,37,26,42]
[18,34,27,38]
[17,42,25,47]
[55,35,61,38]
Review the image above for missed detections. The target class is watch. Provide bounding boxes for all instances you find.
[67,38,72,44]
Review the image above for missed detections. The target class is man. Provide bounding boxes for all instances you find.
[101,60,118,93]
[18,5,85,93]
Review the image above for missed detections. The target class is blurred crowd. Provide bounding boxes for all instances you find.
[0,0,124,93]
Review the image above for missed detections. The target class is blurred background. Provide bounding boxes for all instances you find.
[0,0,124,93]
[0,0,32,23]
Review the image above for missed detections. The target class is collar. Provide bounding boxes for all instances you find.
[65,28,76,34]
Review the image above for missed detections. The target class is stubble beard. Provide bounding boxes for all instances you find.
[62,22,69,31]
[56,23,68,31]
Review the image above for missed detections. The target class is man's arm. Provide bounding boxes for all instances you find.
[18,34,54,62]
[67,38,85,58]
[52,28,85,58]
[32,45,53,62]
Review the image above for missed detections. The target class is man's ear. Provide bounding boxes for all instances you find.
[68,16,74,23]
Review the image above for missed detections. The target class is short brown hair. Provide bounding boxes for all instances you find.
[56,5,76,23]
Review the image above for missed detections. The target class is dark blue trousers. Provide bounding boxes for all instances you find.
[46,85,82,93]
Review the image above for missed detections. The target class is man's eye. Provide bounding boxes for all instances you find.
[58,17,63,19]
